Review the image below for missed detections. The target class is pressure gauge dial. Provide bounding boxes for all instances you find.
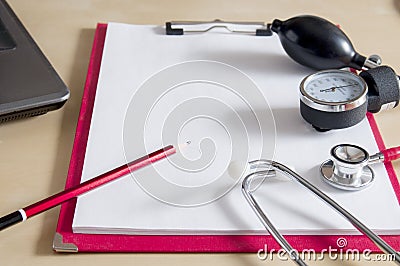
[300,70,368,131]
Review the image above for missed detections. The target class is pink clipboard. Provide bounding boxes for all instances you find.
[53,23,400,253]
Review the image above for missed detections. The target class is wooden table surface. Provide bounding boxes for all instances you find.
[0,0,399,265]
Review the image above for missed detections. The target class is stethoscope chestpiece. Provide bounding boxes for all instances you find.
[320,144,374,190]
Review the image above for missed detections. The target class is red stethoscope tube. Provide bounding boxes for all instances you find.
[381,146,400,163]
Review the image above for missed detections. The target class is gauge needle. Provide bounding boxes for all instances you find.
[320,83,358,92]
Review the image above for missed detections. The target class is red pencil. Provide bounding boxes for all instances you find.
[0,145,176,231]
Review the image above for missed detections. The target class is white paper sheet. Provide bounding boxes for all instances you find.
[72,23,400,235]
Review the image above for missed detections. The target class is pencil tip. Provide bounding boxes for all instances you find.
[177,140,191,150]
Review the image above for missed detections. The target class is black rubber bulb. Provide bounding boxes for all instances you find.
[271,15,367,70]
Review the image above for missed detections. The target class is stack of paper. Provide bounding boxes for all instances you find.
[72,23,400,235]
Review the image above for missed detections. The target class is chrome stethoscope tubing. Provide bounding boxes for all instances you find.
[241,160,400,266]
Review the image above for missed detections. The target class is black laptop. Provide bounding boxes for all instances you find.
[0,0,69,122]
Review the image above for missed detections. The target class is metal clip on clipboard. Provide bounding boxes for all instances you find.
[242,160,400,265]
[165,19,272,36]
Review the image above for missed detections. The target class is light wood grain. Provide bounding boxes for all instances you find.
[0,0,399,265]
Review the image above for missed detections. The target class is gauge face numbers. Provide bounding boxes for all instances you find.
[302,71,366,104]
[299,70,368,130]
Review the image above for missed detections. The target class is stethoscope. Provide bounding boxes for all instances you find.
[321,143,400,190]
[242,144,400,265]
[240,143,400,266]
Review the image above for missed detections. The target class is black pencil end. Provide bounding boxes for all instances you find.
[0,210,23,231]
